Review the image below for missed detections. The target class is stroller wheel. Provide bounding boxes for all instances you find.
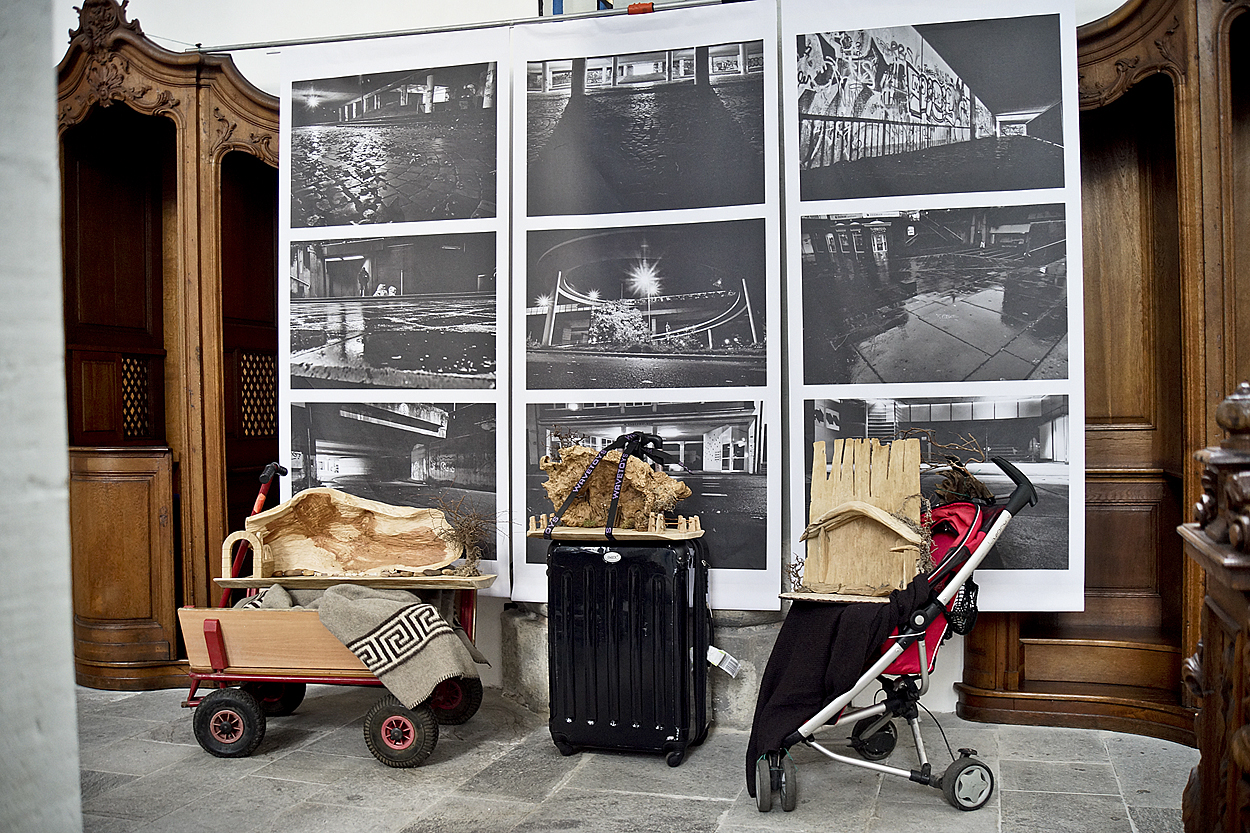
[851,716,897,761]
[754,756,773,812]
[778,752,798,812]
[941,757,994,811]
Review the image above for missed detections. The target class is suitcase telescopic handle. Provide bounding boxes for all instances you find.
[992,457,1038,516]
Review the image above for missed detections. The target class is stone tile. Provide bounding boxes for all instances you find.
[400,796,536,833]
[511,786,728,833]
[80,769,140,802]
[246,799,422,833]
[1127,805,1184,833]
[296,720,374,760]
[78,715,171,751]
[1000,791,1133,833]
[81,755,268,821]
[307,765,449,813]
[563,726,746,801]
[996,724,1110,763]
[999,759,1119,795]
[457,729,580,801]
[252,750,369,785]
[867,795,1000,833]
[78,737,201,776]
[83,813,144,833]
[130,775,326,833]
[1104,733,1198,810]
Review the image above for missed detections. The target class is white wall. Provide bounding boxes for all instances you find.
[3,1,82,830]
[52,0,1130,94]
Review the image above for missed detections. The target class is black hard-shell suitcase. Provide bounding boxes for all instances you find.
[546,538,711,766]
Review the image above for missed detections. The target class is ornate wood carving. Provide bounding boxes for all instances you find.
[56,0,279,688]
[1078,0,1189,110]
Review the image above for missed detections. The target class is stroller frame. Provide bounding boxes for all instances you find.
[755,457,1038,813]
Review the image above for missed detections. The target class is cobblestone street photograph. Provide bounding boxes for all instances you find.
[291,63,498,226]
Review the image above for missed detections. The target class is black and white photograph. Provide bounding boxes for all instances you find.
[524,400,768,572]
[289,232,497,389]
[805,394,1070,571]
[291,63,498,226]
[796,15,1064,201]
[526,40,766,216]
[800,204,1068,384]
[290,401,502,565]
[525,220,767,390]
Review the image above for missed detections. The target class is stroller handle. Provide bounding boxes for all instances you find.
[992,456,1037,516]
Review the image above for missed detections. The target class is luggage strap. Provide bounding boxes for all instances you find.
[544,432,678,540]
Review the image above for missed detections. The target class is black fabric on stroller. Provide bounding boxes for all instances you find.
[744,576,931,795]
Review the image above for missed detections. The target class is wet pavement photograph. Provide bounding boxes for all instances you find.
[806,394,1070,572]
[525,220,768,391]
[525,401,768,571]
[796,16,1065,202]
[290,64,498,227]
[290,233,497,390]
[801,205,1068,385]
[526,42,766,216]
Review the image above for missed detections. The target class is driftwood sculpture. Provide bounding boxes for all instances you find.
[539,445,692,531]
[221,488,459,579]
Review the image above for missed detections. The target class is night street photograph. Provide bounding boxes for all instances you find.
[290,232,497,389]
[797,16,1065,200]
[527,40,766,215]
[525,220,768,390]
[291,63,498,226]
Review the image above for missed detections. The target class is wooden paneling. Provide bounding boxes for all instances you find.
[69,448,184,688]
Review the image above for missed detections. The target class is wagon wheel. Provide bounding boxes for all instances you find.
[193,688,266,758]
[363,694,438,768]
[241,681,306,717]
[429,677,483,725]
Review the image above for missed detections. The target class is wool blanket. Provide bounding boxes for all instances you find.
[238,584,483,709]
[744,575,931,795]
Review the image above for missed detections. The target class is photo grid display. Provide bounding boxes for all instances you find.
[783,0,1084,611]
[510,1,784,610]
[272,1,1080,611]
[279,28,512,595]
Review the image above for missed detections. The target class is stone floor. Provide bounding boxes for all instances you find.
[77,684,1197,833]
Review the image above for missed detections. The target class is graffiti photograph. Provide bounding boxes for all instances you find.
[290,62,498,226]
[523,400,768,571]
[290,401,502,563]
[525,219,767,390]
[804,394,1070,573]
[800,203,1068,384]
[289,232,497,389]
[796,15,1065,201]
[526,39,766,216]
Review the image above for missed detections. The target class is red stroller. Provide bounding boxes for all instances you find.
[749,457,1038,812]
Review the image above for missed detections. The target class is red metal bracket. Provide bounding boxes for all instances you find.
[204,619,228,672]
[628,3,654,13]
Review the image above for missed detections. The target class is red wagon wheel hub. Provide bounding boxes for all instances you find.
[431,681,463,710]
[209,709,245,744]
[381,715,415,750]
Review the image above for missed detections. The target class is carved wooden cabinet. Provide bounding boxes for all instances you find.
[1180,383,1250,832]
[57,0,278,688]
[958,0,1250,745]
